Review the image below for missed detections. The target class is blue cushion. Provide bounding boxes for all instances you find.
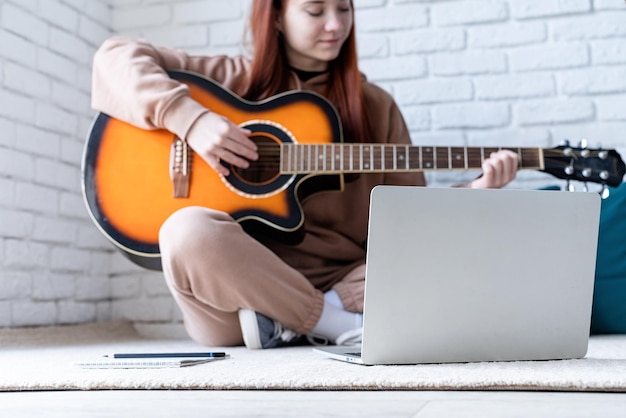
[591,182,626,334]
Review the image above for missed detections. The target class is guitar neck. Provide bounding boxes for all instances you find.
[280,144,544,174]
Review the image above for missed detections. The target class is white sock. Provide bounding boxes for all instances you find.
[323,289,344,310]
[310,301,363,343]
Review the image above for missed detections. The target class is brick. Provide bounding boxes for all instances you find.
[434,103,510,129]
[355,0,386,8]
[551,122,626,151]
[113,4,171,30]
[32,272,75,300]
[143,25,209,49]
[594,0,625,9]
[395,79,473,106]
[0,117,16,147]
[431,51,507,76]
[476,74,555,100]
[58,301,98,323]
[0,149,35,181]
[15,124,61,159]
[0,178,15,207]
[75,274,110,300]
[96,301,112,322]
[111,275,141,299]
[4,62,51,99]
[468,127,551,147]
[356,34,389,59]
[77,224,113,251]
[12,301,57,327]
[37,49,79,85]
[32,216,78,244]
[1,3,48,45]
[60,192,90,220]
[592,39,626,65]
[516,99,594,126]
[0,303,11,327]
[0,30,37,67]
[0,209,33,239]
[552,13,626,41]
[36,102,78,135]
[83,0,112,28]
[89,252,113,276]
[40,0,79,32]
[8,0,38,13]
[511,0,590,19]
[433,0,508,26]
[510,44,589,72]
[0,272,31,300]
[395,28,465,55]
[560,67,626,95]
[35,158,80,192]
[78,15,112,47]
[400,106,431,132]
[0,89,36,124]
[360,55,427,81]
[4,239,49,269]
[596,96,626,121]
[468,22,547,49]
[143,273,170,297]
[173,0,242,24]
[49,27,92,65]
[356,4,428,32]
[210,21,244,47]
[15,182,58,214]
[50,246,91,272]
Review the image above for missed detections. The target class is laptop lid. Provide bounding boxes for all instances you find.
[357,185,600,365]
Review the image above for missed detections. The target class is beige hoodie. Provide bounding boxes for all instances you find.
[91,37,425,289]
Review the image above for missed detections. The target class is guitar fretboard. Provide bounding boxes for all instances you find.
[280,144,544,174]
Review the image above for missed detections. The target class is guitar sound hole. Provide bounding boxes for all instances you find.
[232,135,281,185]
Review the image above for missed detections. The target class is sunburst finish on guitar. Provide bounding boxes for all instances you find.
[82,71,625,270]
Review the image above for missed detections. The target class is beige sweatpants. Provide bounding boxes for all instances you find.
[159,206,366,346]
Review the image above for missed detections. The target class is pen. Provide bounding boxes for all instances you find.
[103,352,227,359]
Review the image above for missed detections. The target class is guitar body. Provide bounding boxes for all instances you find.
[83,70,626,271]
[82,70,343,270]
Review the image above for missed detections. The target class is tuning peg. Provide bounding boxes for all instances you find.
[600,185,611,199]
[583,182,589,192]
[566,180,575,192]
[561,139,571,146]
[578,138,588,149]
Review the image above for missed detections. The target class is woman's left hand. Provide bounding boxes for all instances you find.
[469,149,518,189]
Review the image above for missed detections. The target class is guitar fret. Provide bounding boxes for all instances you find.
[448,146,452,169]
[405,145,409,170]
[359,145,363,171]
[381,145,385,171]
[433,147,437,170]
[463,147,467,170]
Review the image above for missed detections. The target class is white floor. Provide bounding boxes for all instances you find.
[1,390,626,417]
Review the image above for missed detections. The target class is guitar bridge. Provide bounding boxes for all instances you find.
[170,136,190,198]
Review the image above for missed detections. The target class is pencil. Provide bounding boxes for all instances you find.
[103,352,227,358]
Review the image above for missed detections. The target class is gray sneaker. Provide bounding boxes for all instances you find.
[238,309,303,349]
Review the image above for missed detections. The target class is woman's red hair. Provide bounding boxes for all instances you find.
[243,0,366,143]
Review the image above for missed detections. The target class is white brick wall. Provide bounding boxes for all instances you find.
[1,0,625,336]
[0,0,113,328]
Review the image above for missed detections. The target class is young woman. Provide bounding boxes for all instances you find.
[91,0,518,349]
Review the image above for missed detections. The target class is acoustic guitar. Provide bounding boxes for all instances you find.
[82,70,625,270]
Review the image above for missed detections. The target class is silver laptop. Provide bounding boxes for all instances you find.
[315,185,601,365]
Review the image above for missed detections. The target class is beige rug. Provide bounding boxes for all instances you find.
[1,321,626,392]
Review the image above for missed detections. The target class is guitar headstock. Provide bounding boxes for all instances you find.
[542,142,625,188]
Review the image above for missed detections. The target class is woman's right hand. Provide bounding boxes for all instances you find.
[186,111,258,176]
